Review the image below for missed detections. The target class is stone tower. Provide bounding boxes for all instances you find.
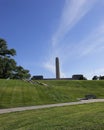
[55,57,60,79]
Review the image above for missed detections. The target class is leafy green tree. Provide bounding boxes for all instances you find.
[0,38,31,79]
[0,39,16,56]
[99,76,104,80]
[92,75,98,80]
[0,57,16,78]
[12,66,31,79]
[0,39,17,78]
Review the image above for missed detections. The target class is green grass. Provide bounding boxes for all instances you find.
[0,102,104,130]
[0,79,104,108]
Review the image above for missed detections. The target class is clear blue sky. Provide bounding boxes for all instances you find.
[0,0,104,79]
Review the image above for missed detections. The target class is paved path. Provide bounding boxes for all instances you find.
[0,99,104,114]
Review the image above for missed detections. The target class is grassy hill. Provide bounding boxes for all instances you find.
[0,102,104,130]
[0,79,104,108]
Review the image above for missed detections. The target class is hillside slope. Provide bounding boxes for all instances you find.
[0,79,104,108]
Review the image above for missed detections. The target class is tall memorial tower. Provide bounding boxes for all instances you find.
[55,57,60,79]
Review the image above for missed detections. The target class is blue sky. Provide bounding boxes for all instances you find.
[0,0,104,79]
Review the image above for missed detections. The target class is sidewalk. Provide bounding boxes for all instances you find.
[0,99,104,114]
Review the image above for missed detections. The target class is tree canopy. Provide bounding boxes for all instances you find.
[0,38,31,79]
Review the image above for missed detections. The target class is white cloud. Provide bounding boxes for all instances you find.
[55,23,104,59]
[79,24,104,57]
[52,0,97,46]
[44,61,55,74]
[94,68,104,76]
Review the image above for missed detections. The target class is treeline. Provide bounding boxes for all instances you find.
[0,38,31,79]
[92,75,104,80]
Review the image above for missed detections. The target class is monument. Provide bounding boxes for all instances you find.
[55,57,60,79]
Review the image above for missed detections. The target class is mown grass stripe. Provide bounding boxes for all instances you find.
[0,102,103,130]
[0,79,104,108]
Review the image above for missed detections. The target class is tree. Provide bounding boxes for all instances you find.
[12,66,31,79]
[0,57,16,78]
[0,39,17,78]
[92,75,98,80]
[99,76,104,80]
[0,38,31,79]
[0,39,16,56]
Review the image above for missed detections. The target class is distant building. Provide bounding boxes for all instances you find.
[72,74,85,80]
[31,75,43,80]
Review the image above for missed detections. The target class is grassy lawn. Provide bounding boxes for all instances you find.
[0,79,104,108]
[0,102,104,130]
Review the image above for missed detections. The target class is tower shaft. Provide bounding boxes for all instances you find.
[56,57,60,79]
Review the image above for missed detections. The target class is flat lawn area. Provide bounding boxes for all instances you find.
[0,102,104,130]
[0,79,104,108]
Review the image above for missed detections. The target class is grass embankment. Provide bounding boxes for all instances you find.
[0,79,104,108]
[0,102,104,130]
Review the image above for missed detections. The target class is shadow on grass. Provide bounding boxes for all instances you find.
[0,104,6,109]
